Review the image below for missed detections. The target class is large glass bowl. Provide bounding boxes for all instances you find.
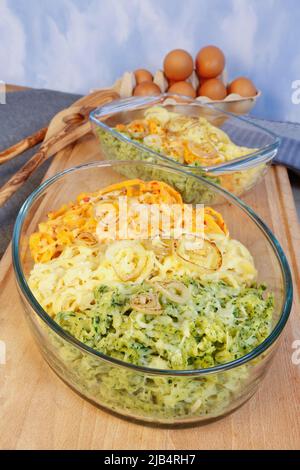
[12,161,292,425]
[90,94,281,203]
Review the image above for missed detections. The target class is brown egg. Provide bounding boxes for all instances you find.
[195,45,225,78]
[228,77,257,97]
[168,81,196,98]
[163,49,194,81]
[134,69,153,85]
[133,82,161,96]
[197,78,227,100]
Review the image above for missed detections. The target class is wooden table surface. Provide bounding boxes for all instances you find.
[0,92,299,449]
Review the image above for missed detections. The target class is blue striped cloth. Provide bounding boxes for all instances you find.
[223,116,300,172]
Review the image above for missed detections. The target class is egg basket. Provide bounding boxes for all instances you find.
[92,70,261,116]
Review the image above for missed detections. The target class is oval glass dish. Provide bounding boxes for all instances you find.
[90,95,281,203]
[12,161,292,425]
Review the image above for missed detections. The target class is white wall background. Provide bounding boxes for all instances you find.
[1,0,300,122]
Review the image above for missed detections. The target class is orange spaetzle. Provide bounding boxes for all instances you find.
[29,179,227,263]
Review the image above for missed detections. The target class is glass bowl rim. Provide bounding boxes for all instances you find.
[90,93,281,173]
[12,159,293,377]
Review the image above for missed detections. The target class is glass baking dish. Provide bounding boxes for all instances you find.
[90,94,281,203]
[13,161,292,425]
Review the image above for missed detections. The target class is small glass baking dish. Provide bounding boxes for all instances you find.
[90,94,281,203]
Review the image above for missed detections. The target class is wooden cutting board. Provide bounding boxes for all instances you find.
[0,98,300,449]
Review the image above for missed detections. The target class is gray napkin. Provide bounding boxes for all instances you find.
[0,89,81,257]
